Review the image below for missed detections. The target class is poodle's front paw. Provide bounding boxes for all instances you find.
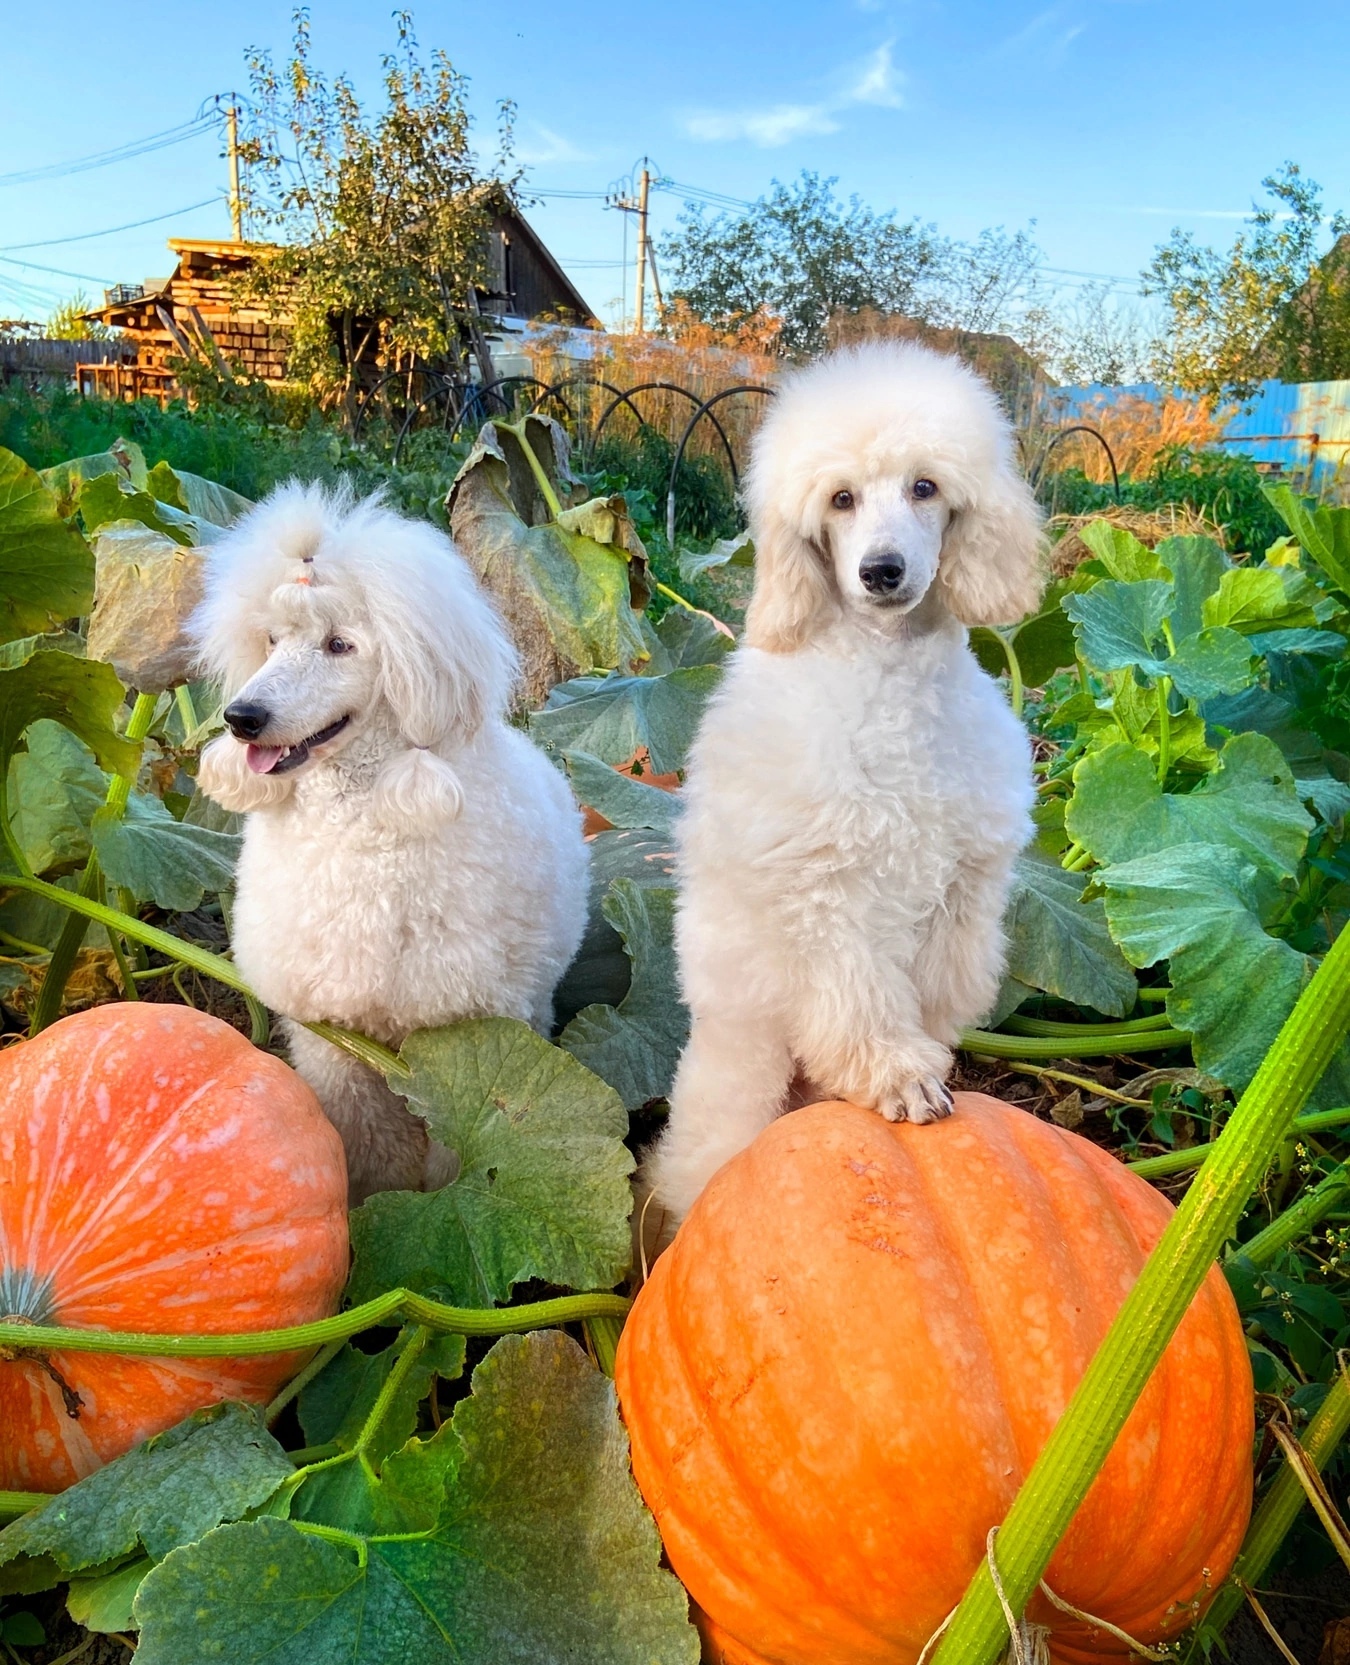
[876,1073,954,1126]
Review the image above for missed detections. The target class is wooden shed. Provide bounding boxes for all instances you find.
[82,205,594,404]
[82,239,290,401]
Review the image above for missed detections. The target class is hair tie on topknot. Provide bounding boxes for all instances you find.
[294,554,315,587]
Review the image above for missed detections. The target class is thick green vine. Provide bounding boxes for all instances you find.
[931,914,1350,1665]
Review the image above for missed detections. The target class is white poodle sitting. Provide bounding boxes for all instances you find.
[647,342,1044,1224]
[191,483,588,1203]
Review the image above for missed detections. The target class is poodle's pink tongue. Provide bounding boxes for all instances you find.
[246,744,284,774]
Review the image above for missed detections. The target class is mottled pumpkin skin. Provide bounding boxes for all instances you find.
[0,1003,349,1491]
[616,1096,1253,1665]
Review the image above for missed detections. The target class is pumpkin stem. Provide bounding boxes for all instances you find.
[353,1325,430,1463]
[27,690,160,1037]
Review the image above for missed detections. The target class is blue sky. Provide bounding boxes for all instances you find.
[3,0,1348,328]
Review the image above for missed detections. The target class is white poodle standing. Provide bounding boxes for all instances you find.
[648,342,1044,1224]
[191,483,588,1203]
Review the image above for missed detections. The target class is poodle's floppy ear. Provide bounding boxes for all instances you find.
[938,468,1046,627]
[743,503,835,653]
[364,520,517,746]
[361,515,518,831]
[196,735,294,813]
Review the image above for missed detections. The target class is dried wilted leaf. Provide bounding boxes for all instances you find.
[86,521,207,692]
[448,415,650,710]
[1321,1616,1350,1665]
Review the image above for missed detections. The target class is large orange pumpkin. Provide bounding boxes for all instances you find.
[0,1003,349,1491]
[616,1096,1253,1665]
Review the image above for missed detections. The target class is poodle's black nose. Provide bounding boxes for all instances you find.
[859,554,906,596]
[224,700,272,740]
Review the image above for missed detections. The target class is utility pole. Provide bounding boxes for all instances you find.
[606,159,660,334]
[634,163,651,333]
[226,100,243,242]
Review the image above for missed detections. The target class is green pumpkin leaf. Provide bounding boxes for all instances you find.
[0,448,95,643]
[1066,735,1312,881]
[677,530,755,581]
[1202,567,1317,636]
[134,1333,699,1665]
[1078,522,1166,583]
[6,720,107,875]
[1154,535,1229,638]
[1158,626,1253,699]
[77,473,195,548]
[92,790,239,910]
[1062,579,1172,677]
[553,828,678,1026]
[530,664,720,773]
[560,878,686,1109]
[67,1557,153,1633]
[39,440,149,513]
[1096,844,1350,1100]
[1204,684,1350,824]
[153,465,253,528]
[1000,849,1137,1018]
[0,650,138,801]
[1264,486,1350,593]
[564,748,680,834]
[637,606,734,676]
[348,1018,632,1305]
[447,418,650,706]
[0,1402,291,1579]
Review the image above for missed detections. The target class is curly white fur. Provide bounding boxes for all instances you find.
[190,482,589,1202]
[647,342,1044,1225]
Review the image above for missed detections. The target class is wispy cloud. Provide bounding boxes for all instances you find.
[990,6,1084,62]
[685,103,841,147]
[683,40,903,149]
[844,41,904,107]
[514,123,592,165]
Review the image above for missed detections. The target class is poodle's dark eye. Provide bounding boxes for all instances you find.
[266,634,277,648]
[326,636,355,655]
[831,490,855,511]
[913,478,939,501]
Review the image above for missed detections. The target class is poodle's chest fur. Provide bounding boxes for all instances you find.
[228,727,587,1042]
[681,626,1033,911]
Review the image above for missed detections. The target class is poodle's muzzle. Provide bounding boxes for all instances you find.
[224,700,352,776]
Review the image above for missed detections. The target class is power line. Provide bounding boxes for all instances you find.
[0,254,118,285]
[0,111,221,189]
[0,197,220,252]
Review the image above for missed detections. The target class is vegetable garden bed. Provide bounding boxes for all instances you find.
[2,422,1350,1661]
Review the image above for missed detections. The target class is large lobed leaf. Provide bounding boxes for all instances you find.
[1265,485,1350,594]
[293,1328,467,1533]
[0,448,95,642]
[1000,849,1137,1018]
[1063,578,1253,700]
[133,1332,699,1665]
[0,646,139,795]
[560,878,688,1109]
[6,720,107,875]
[348,1018,633,1305]
[564,748,681,834]
[1096,844,1350,1100]
[1066,733,1313,881]
[553,828,679,1025]
[448,418,650,708]
[92,791,239,911]
[530,664,721,775]
[0,1403,291,1583]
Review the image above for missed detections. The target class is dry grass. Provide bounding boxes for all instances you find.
[1048,503,1227,576]
[523,305,779,467]
[1033,390,1232,485]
